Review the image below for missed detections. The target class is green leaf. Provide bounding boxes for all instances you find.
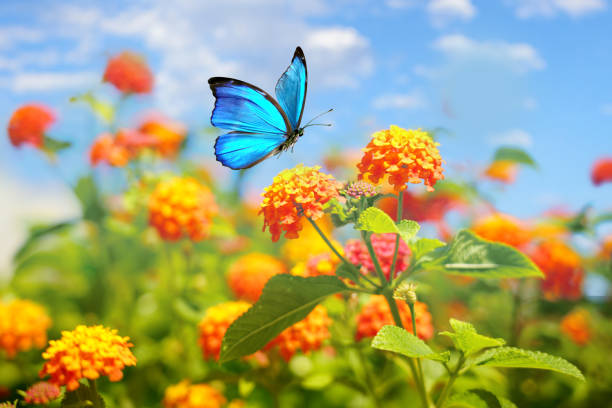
[13,220,76,261]
[371,325,450,362]
[493,146,537,168]
[220,275,348,362]
[420,230,543,279]
[356,207,420,244]
[335,262,361,282]
[43,135,72,153]
[440,319,505,357]
[74,175,107,223]
[61,382,105,407]
[70,92,115,124]
[474,347,585,381]
[412,237,446,262]
[446,390,503,408]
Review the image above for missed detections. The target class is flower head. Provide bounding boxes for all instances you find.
[198,301,251,361]
[280,217,340,263]
[357,126,444,192]
[163,380,226,408]
[355,296,433,341]
[40,325,136,391]
[345,181,377,198]
[228,253,287,302]
[345,233,410,279]
[484,160,518,183]
[0,299,51,358]
[472,213,531,249]
[89,132,131,167]
[591,157,612,186]
[260,165,342,242]
[560,309,591,346]
[265,305,331,361]
[7,104,55,148]
[103,51,153,94]
[291,251,341,278]
[23,381,61,405]
[530,239,584,301]
[138,113,186,158]
[149,177,217,242]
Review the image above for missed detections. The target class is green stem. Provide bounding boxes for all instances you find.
[436,354,465,407]
[356,346,383,408]
[307,217,348,265]
[389,191,404,284]
[363,231,388,286]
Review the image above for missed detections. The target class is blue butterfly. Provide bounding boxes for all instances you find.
[209,47,327,169]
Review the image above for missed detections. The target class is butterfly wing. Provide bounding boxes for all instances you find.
[275,47,307,130]
[214,131,286,170]
[209,77,292,169]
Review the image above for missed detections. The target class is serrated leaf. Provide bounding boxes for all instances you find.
[420,230,543,279]
[371,325,450,362]
[440,319,505,357]
[446,390,502,408]
[474,347,585,381]
[220,275,348,362]
[412,237,446,262]
[356,207,420,245]
[493,147,537,168]
[71,92,115,124]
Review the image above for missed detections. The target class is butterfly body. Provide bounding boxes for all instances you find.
[208,47,308,169]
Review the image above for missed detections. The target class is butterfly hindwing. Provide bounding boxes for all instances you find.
[209,77,292,135]
[275,47,307,130]
[214,131,286,170]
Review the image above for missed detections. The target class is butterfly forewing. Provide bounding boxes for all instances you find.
[275,47,308,130]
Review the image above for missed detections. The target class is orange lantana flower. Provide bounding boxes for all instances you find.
[7,104,55,148]
[591,157,612,186]
[227,253,287,302]
[148,177,217,242]
[560,309,591,346]
[198,301,251,361]
[138,113,186,158]
[103,51,153,94]
[163,380,226,408]
[0,299,51,358]
[260,165,341,242]
[40,325,136,391]
[484,160,518,183]
[472,213,531,249]
[89,132,132,167]
[357,126,444,192]
[530,239,583,301]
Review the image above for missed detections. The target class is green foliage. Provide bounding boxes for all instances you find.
[440,319,505,357]
[446,389,516,408]
[371,325,450,362]
[70,92,115,124]
[43,135,72,154]
[493,147,537,168]
[220,275,348,362]
[418,230,543,278]
[411,237,446,264]
[13,220,76,262]
[61,382,105,408]
[74,175,107,222]
[474,347,585,381]
[356,207,420,244]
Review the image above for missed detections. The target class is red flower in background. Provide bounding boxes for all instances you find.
[104,51,153,94]
[560,309,591,346]
[89,133,132,167]
[591,157,612,186]
[24,382,61,405]
[7,104,55,148]
[530,239,584,301]
[345,233,410,279]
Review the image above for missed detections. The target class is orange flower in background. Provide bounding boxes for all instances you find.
[228,253,287,302]
[7,104,55,148]
[103,51,153,94]
[40,325,136,391]
[265,305,332,361]
[198,301,251,361]
[291,251,341,278]
[163,380,226,408]
[599,235,612,259]
[89,133,131,167]
[472,213,531,249]
[23,381,61,405]
[530,239,584,301]
[355,296,433,341]
[0,299,51,358]
[138,113,187,158]
[591,157,612,186]
[357,126,444,192]
[260,165,342,242]
[560,309,591,346]
[149,177,217,242]
[345,233,410,279]
[484,160,518,183]
[281,216,340,264]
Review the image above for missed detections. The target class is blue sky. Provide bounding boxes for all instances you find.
[1,0,611,270]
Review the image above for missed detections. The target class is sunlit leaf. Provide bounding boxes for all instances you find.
[439,319,505,357]
[493,147,536,168]
[70,92,115,124]
[446,389,503,408]
[371,325,449,362]
[356,207,420,245]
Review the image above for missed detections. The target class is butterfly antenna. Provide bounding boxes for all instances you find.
[302,123,332,129]
[304,108,333,127]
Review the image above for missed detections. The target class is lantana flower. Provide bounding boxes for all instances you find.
[260,165,342,242]
[103,51,153,94]
[0,299,51,358]
[345,233,410,279]
[484,160,518,183]
[7,104,55,148]
[23,381,61,405]
[591,157,612,186]
[530,239,584,301]
[472,213,531,249]
[198,301,251,361]
[39,325,136,391]
[163,380,226,408]
[227,253,287,302]
[357,126,444,192]
[560,309,591,346]
[138,113,187,158]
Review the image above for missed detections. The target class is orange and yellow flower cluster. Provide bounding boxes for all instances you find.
[40,325,136,391]
[355,296,433,341]
[357,126,444,192]
[0,299,51,358]
[260,165,341,242]
[103,51,153,94]
[484,160,518,184]
[530,239,584,300]
[7,104,55,149]
[560,309,591,346]
[227,253,287,302]
[198,301,251,361]
[149,177,217,242]
[291,252,340,278]
[163,380,226,408]
[472,213,531,249]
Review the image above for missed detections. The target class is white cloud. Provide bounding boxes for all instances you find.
[512,0,606,18]
[372,92,427,110]
[5,71,97,93]
[489,128,533,147]
[385,0,420,9]
[0,26,43,50]
[432,34,546,73]
[602,103,612,115]
[427,0,477,26]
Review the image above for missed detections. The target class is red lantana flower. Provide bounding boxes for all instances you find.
[103,51,153,94]
[7,104,55,148]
